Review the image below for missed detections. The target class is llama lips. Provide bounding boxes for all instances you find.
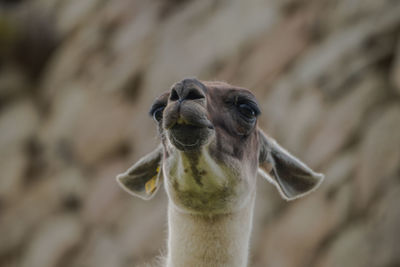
[168,123,214,151]
[163,107,213,130]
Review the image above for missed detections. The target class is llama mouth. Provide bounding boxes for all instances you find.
[168,124,213,151]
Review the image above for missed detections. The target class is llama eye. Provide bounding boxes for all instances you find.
[152,106,164,122]
[238,103,256,121]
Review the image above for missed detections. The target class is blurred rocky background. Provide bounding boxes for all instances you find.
[1,0,400,266]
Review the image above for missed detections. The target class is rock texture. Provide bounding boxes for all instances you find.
[0,0,399,266]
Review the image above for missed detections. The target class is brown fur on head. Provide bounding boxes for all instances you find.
[117,78,324,215]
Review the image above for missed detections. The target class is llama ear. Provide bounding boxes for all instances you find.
[116,145,163,200]
[257,130,324,200]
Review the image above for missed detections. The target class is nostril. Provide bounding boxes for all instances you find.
[186,89,205,100]
[170,89,179,101]
[170,87,205,102]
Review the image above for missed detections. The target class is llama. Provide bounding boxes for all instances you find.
[116,78,324,267]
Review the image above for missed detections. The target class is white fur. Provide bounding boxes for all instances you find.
[166,195,255,267]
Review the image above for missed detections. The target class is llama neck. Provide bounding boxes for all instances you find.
[166,195,255,267]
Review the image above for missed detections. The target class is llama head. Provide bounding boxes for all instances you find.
[117,78,324,214]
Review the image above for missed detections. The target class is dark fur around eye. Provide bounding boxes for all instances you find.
[239,104,255,116]
[149,104,166,122]
[236,99,260,121]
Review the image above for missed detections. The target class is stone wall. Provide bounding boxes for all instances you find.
[0,0,399,266]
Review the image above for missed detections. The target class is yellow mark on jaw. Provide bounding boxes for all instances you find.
[177,117,189,125]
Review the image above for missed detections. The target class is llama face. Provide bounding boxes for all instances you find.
[148,79,262,213]
[117,79,323,214]
[150,79,260,152]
